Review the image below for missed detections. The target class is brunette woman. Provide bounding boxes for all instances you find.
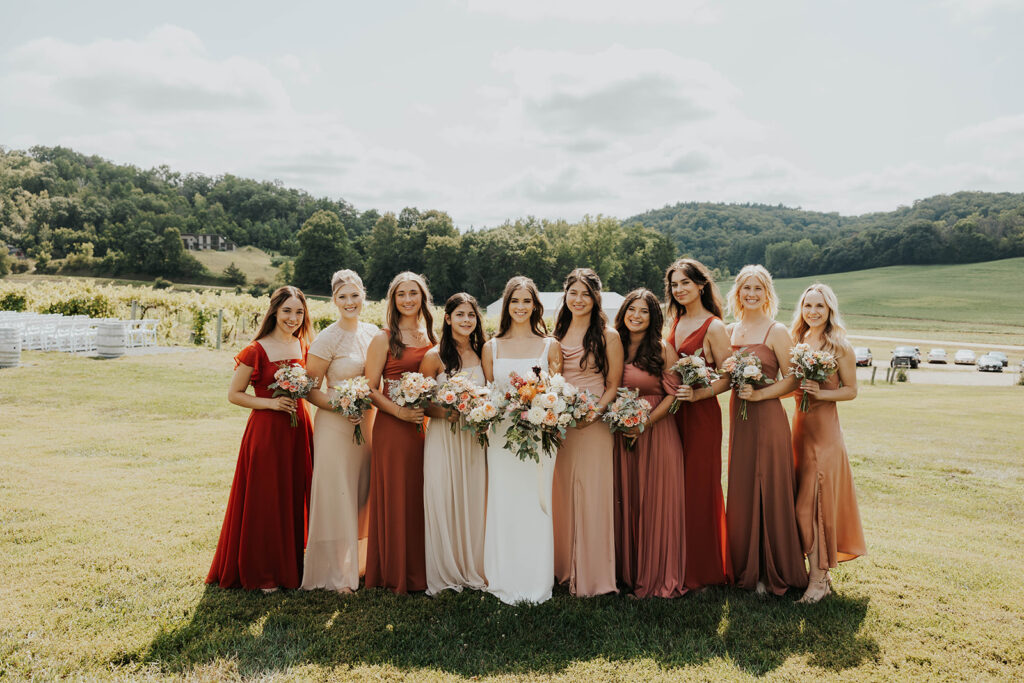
[364,272,437,593]
[552,267,623,597]
[207,286,314,591]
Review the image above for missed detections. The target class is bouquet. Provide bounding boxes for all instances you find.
[463,392,503,448]
[789,343,838,412]
[328,376,373,445]
[388,371,438,432]
[602,387,652,450]
[720,349,774,421]
[269,362,318,427]
[433,371,489,434]
[564,384,601,427]
[668,350,721,414]
[500,367,577,462]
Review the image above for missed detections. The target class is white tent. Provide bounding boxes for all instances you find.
[486,291,625,321]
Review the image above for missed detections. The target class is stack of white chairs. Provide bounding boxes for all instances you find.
[0,311,161,353]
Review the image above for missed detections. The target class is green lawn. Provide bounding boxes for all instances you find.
[191,245,282,285]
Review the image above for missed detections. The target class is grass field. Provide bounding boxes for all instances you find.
[1,350,1022,680]
[191,246,281,285]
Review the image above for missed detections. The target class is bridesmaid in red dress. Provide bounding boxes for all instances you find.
[364,271,437,593]
[207,286,314,591]
[664,258,733,589]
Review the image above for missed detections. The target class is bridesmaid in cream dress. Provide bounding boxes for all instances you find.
[301,270,378,593]
[419,293,489,595]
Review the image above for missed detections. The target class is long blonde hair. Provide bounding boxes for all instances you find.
[385,271,436,358]
[726,264,778,321]
[789,283,847,356]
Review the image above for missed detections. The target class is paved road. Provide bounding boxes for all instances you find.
[857,363,1022,387]
[848,334,1024,352]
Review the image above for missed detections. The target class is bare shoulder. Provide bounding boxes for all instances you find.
[604,326,623,346]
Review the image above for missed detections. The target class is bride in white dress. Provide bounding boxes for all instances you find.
[482,277,563,605]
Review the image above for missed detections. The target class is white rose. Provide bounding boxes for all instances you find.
[562,384,578,398]
[693,356,705,367]
[526,407,546,425]
[557,412,572,426]
[742,365,760,378]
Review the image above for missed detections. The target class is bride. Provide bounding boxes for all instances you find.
[481,276,563,604]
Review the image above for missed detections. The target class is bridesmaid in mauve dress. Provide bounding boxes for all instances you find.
[207,286,314,591]
[552,268,623,597]
[725,265,808,595]
[664,258,733,589]
[789,284,866,604]
[612,289,688,598]
[301,270,378,593]
[364,272,437,594]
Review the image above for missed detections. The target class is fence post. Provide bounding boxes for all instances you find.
[216,309,223,350]
[870,366,877,386]
[131,300,138,320]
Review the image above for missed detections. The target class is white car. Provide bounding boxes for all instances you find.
[927,348,947,364]
[954,349,976,365]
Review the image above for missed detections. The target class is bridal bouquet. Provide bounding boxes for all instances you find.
[269,362,318,427]
[463,392,503,448]
[433,371,489,434]
[388,371,438,432]
[788,343,838,412]
[500,366,577,462]
[329,376,373,445]
[564,384,601,427]
[720,349,774,421]
[602,387,652,450]
[668,350,720,414]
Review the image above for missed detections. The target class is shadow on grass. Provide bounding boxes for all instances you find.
[123,583,877,677]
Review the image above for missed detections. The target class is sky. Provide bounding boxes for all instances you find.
[2,0,1023,228]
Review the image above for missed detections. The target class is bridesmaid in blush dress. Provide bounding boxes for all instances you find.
[664,258,733,589]
[207,286,314,591]
[725,265,807,595]
[364,272,437,594]
[552,268,623,597]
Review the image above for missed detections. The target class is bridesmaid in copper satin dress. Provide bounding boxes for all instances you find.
[664,258,733,589]
[789,284,866,603]
[725,265,808,595]
[364,272,437,593]
[553,267,623,597]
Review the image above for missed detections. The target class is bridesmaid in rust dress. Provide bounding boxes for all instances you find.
[612,288,688,598]
[364,272,437,593]
[789,284,866,603]
[725,265,807,595]
[553,268,623,597]
[664,258,733,589]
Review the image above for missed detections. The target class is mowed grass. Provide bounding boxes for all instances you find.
[1,350,1023,681]
[191,245,281,284]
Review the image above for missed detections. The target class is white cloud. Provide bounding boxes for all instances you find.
[464,0,719,24]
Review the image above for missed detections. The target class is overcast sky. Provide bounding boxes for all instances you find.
[2,0,1023,227]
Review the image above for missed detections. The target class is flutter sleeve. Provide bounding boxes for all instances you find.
[308,325,336,363]
[234,342,261,382]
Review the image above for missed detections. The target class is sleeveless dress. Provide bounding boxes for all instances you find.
[553,344,617,597]
[726,326,808,594]
[613,362,687,598]
[364,338,433,594]
[793,369,867,569]
[484,338,557,605]
[301,321,378,591]
[207,340,313,590]
[423,364,488,595]
[667,315,731,588]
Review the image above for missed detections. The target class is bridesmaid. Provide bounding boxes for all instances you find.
[301,270,378,593]
[612,288,688,598]
[789,284,866,603]
[207,286,314,591]
[364,271,437,594]
[664,258,733,589]
[726,264,807,595]
[419,293,488,595]
[552,267,623,597]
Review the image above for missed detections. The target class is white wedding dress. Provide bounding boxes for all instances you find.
[483,338,557,605]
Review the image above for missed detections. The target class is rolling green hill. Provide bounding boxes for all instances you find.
[190,246,281,285]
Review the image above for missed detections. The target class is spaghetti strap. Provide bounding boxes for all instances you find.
[761,323,775,345]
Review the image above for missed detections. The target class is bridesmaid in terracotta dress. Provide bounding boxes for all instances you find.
[552,267,623,597]
[364,272,437,593]
[207,286,314,591]
[664,258,732,589]
[612,288,688,598]
[789,283,866,603]
[725,265,807,595]
[419,293,488,595]
[301,270,378,593]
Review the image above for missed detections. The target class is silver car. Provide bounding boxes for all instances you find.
[954,349,976,365]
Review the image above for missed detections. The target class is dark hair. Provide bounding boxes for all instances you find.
[253,286,313,346]
[439,293,486,374]
[385,271,437,358]
[664,258,724,322]
[554,268,608,379]
[497,276,547,338]
[614,288,665,376]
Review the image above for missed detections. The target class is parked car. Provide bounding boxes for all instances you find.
[927,348,947,364]
[890,346,919,369]
[987,351,1008,367]
[954,349,977,365]
[854,347,873,366]
[977,354,1003,372]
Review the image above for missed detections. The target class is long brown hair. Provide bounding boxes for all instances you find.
[252,286,313,345]
[664,258,724,322]
[439,293,487,374]
[614,288,665,376]
[385,271,437,358]
[554,268,609,379]
[497,276,547,338]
